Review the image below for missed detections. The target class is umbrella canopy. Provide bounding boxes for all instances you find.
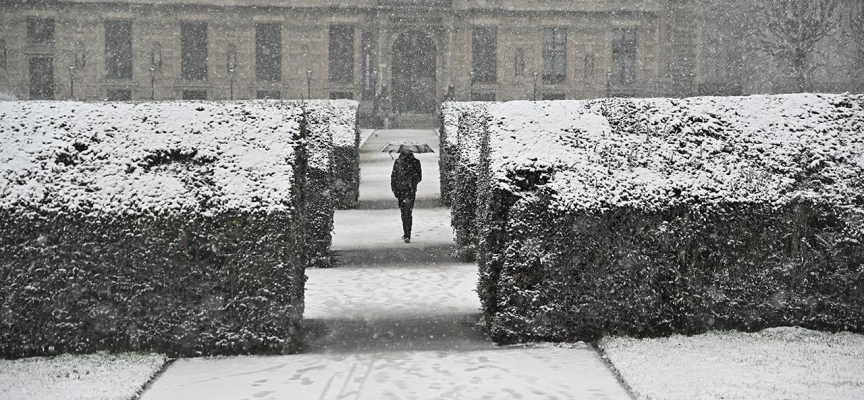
[380,140,435,154]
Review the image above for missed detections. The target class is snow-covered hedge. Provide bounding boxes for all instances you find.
[328,101,360,209]
[438,103,460,207]
[304,102,336,268]
[475,94,864,343]
[451,104,492,261]
[0,101,311,357]
[439,102,489,207]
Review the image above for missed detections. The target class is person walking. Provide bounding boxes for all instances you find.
[390,151,422,243]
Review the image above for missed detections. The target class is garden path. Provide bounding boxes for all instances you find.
[140,129,632,400]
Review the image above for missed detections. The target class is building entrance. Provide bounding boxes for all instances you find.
[392,31,437,114]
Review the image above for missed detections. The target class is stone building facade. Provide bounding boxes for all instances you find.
[0,0,860,126]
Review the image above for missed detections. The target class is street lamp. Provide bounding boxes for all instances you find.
[371,69,379,114]
[469,71,475,101]
[532,71,539,101]
[149,64,157,100]
[69,65,75,99]
[69,48,85,100]
[226,44,237,100]
[606,72,612,98]
[306,69,312,100]
[150,44,162,101]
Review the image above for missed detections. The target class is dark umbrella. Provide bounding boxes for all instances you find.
[381,140,434,157]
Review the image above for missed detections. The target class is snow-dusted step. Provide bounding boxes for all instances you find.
[305,263,479,320]
[140,345,632,400]
[302,313,491,353]
[0,352,167,400]
[332,208,455,251]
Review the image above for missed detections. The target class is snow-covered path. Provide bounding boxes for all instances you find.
[140,129,632,400]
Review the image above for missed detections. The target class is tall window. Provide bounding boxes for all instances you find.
[612,28,637,84]
[0,39,7,70]
[29,57,54,99]
[472,26,497,83]
[362,32,374,99]
[105,20,133,79]
[181,22,208,81]
[329,25,354,83]
[256,23,282,82]
[27,18,55,45]
[543,28,567,84]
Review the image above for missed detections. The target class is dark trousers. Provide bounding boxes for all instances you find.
[398,195,415,237]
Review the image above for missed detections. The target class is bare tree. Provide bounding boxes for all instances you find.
[751,0,840,91]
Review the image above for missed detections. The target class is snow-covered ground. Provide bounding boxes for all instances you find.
[139,344,628,400]
[600,327,864,400]
[305,258,479,320]
[0,352,167,400]
[140,129,633,400]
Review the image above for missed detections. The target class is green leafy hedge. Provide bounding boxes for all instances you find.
[0,100,346,358]
[439,102,490,208]
[451,106,490,261]
[304,102,336,268]
[330,101,361,209]
[0,207,307,358]
[490,192,864,343]
[439,103,459,207]
[473,95,864,343]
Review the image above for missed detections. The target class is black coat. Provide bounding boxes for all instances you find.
[391,154,422,199]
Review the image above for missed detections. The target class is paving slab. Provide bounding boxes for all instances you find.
[140,345,628,400]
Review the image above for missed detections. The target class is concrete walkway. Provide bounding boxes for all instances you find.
[140,130,633,400]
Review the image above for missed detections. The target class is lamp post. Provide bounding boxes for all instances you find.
[226,44,237,100]
[306,69,312,100]
[469,71,474,101]
[69,65,75,99]
[149,64,156,100]
[69,47,85,100]
[606,72,612,98]
[532,71,539,101]
[371,69,379,115]
[150,44,162,101]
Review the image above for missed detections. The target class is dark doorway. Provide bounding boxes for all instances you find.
[392,31,436,114]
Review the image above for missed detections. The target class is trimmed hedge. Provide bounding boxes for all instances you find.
[304,102,336,268]
[439,102,460,207]
[329,101,361,209]
[0,101,314,358]
[439,102,490,207]
[0,208,306,358]
[451,105,491,261]
[474,94,864,343]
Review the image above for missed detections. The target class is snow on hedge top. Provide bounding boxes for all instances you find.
[487,94,864,213]
[441,102,491,148]
[456,103,492,166]
[0,101,304,215]
[326,100,359,148]
[305,101,336,171]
